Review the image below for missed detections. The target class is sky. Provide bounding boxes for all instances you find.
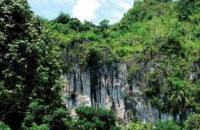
[28,0,134,24]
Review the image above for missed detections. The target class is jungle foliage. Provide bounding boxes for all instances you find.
[0,0,200,129]
[0,0,67,129]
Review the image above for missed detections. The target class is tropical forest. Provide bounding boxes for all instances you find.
[0,0,200,130]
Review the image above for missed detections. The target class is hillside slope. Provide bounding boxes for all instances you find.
[45,0,200,124]
[0,0,200,129]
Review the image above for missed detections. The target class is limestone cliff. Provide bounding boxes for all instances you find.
[62,63,173,123]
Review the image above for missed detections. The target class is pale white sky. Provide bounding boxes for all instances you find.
[28,0,134,24]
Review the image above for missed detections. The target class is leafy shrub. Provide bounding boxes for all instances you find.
[184,114,200,130]
[177,0,200,21]
[73,106,119,130]
[126,120,180,130]
[0,122,11,130]
[153,120,181,130]
[22,100,71,130]
[126,122,152,130]
[29,123,49,130]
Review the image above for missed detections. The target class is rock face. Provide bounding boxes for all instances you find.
[63,63,128,120]
[62,63,164,122]
[63,56,200,123]
[189,61,200,81]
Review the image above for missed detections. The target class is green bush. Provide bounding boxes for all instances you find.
[22,100,71,130]
[153,120,181,130]
[29,123,49,130]
[126,120,181,130]
[126,122,152,130]
[0,122,11,130]
[184,114,200,130]
[73,106,119,130]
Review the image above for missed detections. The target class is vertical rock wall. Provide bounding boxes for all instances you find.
[63,63,162,122]
[63,63,128,120]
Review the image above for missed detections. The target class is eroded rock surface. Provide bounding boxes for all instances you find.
[63,63,164,122]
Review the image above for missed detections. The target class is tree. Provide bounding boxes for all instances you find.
[99,20,109,30]
[54,13,71,24]
[0,0,67,129]
[68,18,84,31]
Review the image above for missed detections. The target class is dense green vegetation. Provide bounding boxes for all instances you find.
[46,0,200,123]
[0,0,200,129]
[71,106,119,130]
[0,122,11,130]
[126,120,182,130]
[0,0,70,129]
